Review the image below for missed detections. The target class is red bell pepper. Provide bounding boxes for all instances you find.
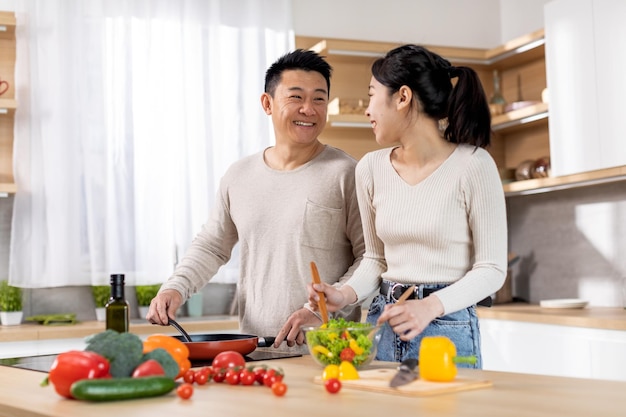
[132,359,165,378]
[44,350,111,398]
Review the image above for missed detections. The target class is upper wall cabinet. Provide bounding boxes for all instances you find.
[545,0,626,177]
[0,11,16,196]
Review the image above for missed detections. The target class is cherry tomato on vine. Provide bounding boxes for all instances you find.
[240,368,256,386]
[324,378,341,394]
[183,369,195,384]
[225,368,241,385]
[177,383,194,399]
[271,381,288,397]
[339,347,356,362]
[195,371,209,385]
[196,366,213,379]
[263,368,284,387]
[213,371,226,383]
[253,367,267,385]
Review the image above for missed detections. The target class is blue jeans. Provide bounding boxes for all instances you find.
[366,284,482,368]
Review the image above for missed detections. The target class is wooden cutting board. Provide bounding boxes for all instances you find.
[314,368,492,397]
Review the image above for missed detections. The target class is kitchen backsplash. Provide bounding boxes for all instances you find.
[1,180,626,318]
[507,181,626,306]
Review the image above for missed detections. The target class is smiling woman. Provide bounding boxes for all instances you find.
[9,0,294,287]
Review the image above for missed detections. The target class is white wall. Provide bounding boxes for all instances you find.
[0,0,549,48]
[0,0,13,11]
[500,0,552,42]
[293,0,549,48]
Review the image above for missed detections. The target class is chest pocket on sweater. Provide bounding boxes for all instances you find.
[301,201,342,250]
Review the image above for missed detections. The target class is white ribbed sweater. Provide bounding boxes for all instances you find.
[345,144,508,314]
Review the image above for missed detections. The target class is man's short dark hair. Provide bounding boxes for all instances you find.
[264,49,332,97]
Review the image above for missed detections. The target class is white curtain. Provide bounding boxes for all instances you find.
[9,0,294,287]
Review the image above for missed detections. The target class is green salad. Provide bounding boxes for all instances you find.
[305,318,377,366]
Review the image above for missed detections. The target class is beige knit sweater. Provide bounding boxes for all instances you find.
[345,144,508,314]
[160,145,365,341]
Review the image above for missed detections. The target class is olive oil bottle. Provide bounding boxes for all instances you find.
[105,274,129,332]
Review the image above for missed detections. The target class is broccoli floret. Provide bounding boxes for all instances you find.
[141,348,179,379]
[85,329,144,377]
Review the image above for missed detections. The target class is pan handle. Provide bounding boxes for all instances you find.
[168,319,193,342]
[257,337,276,347]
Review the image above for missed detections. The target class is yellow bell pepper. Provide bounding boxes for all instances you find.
[418,336,476,382]
[322,364,340,380]
[338,361,359,380]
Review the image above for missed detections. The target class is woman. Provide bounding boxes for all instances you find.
[308,45,507,366]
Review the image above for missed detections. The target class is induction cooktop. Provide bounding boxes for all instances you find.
[2,349,302,373]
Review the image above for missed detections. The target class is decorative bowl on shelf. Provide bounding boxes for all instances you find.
[531,157,551,178]
[303,320,381,369]
[515,160,535,181]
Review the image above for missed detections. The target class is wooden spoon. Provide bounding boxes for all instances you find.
[368,285,416,339]
[310,261,329,324]
[396,285,416,304]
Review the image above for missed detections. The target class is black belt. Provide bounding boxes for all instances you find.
[380,280,492,307]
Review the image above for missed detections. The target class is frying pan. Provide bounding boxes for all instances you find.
[169,319,276,360]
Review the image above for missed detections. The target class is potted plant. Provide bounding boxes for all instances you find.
[91,285,110,321]
[135,284,161,317]
[0,280,23,326]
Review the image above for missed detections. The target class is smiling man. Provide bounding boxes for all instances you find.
[147,49,365,353]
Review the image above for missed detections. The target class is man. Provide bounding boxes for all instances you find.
[147,49,365,352]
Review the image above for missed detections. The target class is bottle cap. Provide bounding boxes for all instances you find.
[110,274,125,285]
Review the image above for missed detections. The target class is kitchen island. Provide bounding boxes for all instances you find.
[1,356,625,417]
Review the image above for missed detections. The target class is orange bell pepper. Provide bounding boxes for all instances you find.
[143,334,190,379]
[418,336,476,382]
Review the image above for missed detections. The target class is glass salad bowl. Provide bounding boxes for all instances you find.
[303,319,381,369]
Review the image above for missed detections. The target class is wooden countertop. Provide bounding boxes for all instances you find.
[477,304,626,331]
[0,316,240,342]
[1,356,625,417]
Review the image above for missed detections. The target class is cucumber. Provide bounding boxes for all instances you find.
[70,376,176,402]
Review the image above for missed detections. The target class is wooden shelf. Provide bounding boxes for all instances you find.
[327,113,370,128]
[0,12,16,197]
[0,182,17,196]
[327,102,549,132]
[305,29,545,71]
[0,11,15,40]
[504,165,626,196]
[0,98,16,114]
[482,29,545,70]
[492,102,548,132]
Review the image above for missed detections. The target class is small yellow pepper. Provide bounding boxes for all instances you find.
[418,336,476,382]
[349,338,364,355]
[312,345,333,358]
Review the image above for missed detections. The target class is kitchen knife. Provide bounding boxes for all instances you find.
[389,357,419,387]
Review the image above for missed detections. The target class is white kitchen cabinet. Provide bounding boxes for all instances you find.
[545,0,626,177]
[480,318,626,381]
